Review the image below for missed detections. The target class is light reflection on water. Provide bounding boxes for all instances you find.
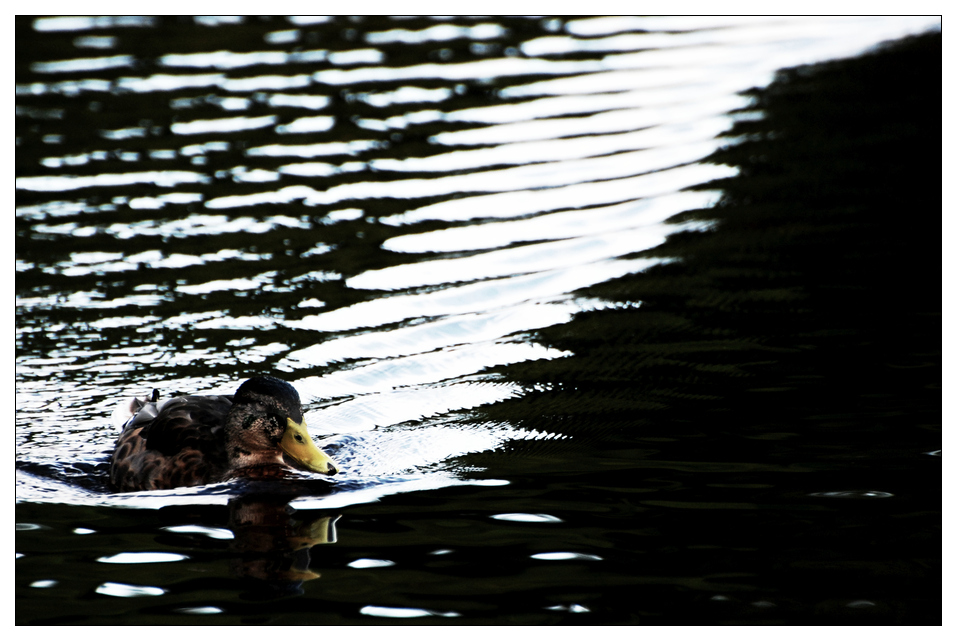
[95,582,168,598]
[16,15,939,518]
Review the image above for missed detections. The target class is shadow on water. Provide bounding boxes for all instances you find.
[480,32,941,456]
[466,32,941,623]
[16,21,940,625]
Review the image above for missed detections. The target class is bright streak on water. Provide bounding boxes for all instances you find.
[15,16,940,514]
[492,513,564,523]
[97,552,190,564]
[360,605,461,618]
[95,582,167,598]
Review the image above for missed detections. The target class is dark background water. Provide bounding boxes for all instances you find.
[16,16,940,624]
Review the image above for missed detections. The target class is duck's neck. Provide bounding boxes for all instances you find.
[228,448,286,473]
[222,407,287,474]
[223,460,291,481]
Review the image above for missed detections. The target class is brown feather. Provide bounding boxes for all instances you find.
[108,377,314,492]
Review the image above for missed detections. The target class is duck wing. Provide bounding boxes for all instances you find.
[110,394,234,491]
[141,395,233,456]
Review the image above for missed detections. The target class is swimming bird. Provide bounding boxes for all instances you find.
[109,376,338,492]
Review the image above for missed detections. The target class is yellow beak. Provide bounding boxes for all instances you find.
[280,418,338,476]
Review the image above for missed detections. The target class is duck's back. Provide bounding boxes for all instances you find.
[109,394,234,492]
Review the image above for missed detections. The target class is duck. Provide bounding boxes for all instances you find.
[109,376,338,492]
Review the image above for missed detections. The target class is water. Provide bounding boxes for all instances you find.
[15,16,941,624]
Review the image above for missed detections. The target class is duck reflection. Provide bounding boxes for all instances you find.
[157,488,340,599]
[226,493,338,591]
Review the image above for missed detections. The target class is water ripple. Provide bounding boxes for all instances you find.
[15,15,940,514]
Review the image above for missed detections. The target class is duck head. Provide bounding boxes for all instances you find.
[226,376,338,476]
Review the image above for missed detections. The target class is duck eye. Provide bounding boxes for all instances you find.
[295,434,304,443]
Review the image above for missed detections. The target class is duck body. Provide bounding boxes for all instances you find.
[109,376,338,492]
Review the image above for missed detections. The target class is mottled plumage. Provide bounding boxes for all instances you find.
[109,376,338,492]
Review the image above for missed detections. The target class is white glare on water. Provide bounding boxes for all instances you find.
[15,16,940,510]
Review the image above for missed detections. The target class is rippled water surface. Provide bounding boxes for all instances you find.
[16,16,941,624]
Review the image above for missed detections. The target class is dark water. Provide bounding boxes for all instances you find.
[16,16,941,625]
